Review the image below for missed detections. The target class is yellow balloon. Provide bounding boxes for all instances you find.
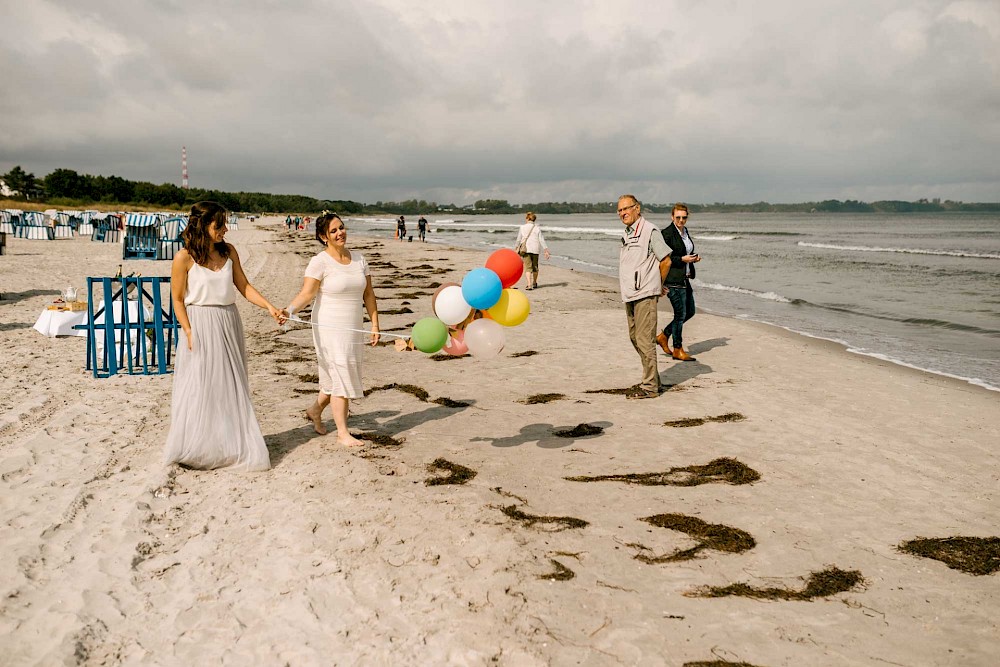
[487,288,530,326]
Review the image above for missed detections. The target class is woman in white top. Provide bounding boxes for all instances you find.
[280,214,380,446]
[163,201,282,471]
[514,211,551,290]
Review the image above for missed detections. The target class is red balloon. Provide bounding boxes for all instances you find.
[485,249,524,288]
[443,330,468,356]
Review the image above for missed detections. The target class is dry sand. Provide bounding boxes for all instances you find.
[1,218,997,666]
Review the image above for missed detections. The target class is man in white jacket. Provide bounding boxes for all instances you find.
[617,195,671,399]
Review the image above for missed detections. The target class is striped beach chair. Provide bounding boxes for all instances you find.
[18,211,54,240]
[77,211,95,236]
[123,213,162,259]
[158,215,187,260]
[54,212,76,238]
[227,213,240,230]
[0,210,17,235]
[91,213,122,242]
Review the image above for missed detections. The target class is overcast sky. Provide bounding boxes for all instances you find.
[2,0,998,205]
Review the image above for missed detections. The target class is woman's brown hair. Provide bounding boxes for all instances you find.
[183,201,231,265]
[314,212,343,245]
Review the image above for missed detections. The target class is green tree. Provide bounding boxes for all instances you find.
[3,165,35,197]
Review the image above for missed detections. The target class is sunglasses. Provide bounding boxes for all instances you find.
[617,203,638,214]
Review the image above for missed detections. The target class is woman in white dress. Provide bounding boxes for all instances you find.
[514,211,551,290]
[281,214,380,446]
[164,201,283,471]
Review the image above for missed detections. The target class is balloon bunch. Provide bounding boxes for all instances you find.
[409,249,530,358]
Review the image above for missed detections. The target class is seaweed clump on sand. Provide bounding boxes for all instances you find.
[585,384,677,395]
[364,383,431,401]
[521,393,565,405]
[432,397,472,408]
[500,505,589,531]
[510,350,539,358]
[554,423,604,438]
[898,536,1000,576]
[355,432,405,448]
[429,353,468,361]
[565,457,760,487]
[683,662,761,667]
[688,567,864,600]
[632,514,756,563]
[381,307,414,315]
[538,559,575,581]
[297,373,319,383]
[425,458,477,486]
[665,412,747,428]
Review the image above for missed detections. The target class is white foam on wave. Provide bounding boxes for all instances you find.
[693,234,737,241]
[798,241,1000,260]
[693,280,793,303]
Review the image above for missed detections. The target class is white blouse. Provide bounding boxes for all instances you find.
[185,258,237,306]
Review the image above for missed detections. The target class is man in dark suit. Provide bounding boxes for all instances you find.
[657,203,701,361]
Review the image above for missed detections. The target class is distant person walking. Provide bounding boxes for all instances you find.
[417,215,428,242]
[657,203,701,361]
[617,195,671,399]
[285,215,294,233]
[514,212,550,290]
[396,215,406,241]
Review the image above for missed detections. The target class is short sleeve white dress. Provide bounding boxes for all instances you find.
[305,251,369,398]
[163,258,270,472]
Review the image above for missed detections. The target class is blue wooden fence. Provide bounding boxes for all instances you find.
[76,276,180,378]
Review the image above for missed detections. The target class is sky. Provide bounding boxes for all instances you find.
[2,0,998,205]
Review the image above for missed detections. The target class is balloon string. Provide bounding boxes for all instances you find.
[284,315,411,339]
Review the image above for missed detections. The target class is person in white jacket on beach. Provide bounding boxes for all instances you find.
[514,211,551,290]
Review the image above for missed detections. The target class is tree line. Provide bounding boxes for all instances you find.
[3,165,997,214]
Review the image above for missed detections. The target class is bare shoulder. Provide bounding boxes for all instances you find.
[226,243,241,260]
[172,248,193,269]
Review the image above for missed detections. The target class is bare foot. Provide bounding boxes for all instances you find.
[337,432,363,447]
[305,405,327,435]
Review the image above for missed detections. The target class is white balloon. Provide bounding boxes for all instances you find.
[464,318,505,358]
[434,285,472,326]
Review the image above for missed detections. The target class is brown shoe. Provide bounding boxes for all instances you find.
[656,332,672,355]
[672,347,696,362]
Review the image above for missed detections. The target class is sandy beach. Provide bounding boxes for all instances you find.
[1,218,997,666]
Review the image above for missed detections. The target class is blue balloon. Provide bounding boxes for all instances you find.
[461,268,503,310]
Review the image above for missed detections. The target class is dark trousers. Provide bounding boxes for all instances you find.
[663,283,695,349]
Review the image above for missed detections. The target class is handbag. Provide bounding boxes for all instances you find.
[515,224,533,255]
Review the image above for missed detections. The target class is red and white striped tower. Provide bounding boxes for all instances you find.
[181,146,189,189]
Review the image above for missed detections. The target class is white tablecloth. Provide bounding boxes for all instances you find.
[33,309,88,337]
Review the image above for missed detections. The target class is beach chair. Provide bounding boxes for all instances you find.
[0,210,15,235]
[53,212,75,238]
[122,213,161,259]
[227,213,240,230]
[77,211,95,236]
[91,213,122,242]
[18,211,54,240]
[157,215,186,260]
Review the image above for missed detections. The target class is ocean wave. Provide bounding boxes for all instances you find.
[693,234,737,241]
[711,230,804,236]
[693,280,795,303]
[798,241,1000,260]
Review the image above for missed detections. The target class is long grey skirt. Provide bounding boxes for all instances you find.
[163,304,270,471]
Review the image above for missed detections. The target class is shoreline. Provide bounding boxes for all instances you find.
[1,217,997,665]
[361,229,1000,396]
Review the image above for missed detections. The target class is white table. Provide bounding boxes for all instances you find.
[33,309,88,337]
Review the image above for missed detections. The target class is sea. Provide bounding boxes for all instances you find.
[345,212,1000,393]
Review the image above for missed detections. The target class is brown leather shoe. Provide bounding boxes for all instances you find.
[656,332,672,355]
[672,347,696,361]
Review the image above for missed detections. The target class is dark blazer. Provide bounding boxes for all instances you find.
[661,223,695,285]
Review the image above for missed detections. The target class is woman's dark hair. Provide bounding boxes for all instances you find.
[315,212,342,245]
[183,201,231,265]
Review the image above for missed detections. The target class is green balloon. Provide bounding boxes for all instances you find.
[410,317,449,353]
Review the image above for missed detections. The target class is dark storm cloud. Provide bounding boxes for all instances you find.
[2,1,998,204]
